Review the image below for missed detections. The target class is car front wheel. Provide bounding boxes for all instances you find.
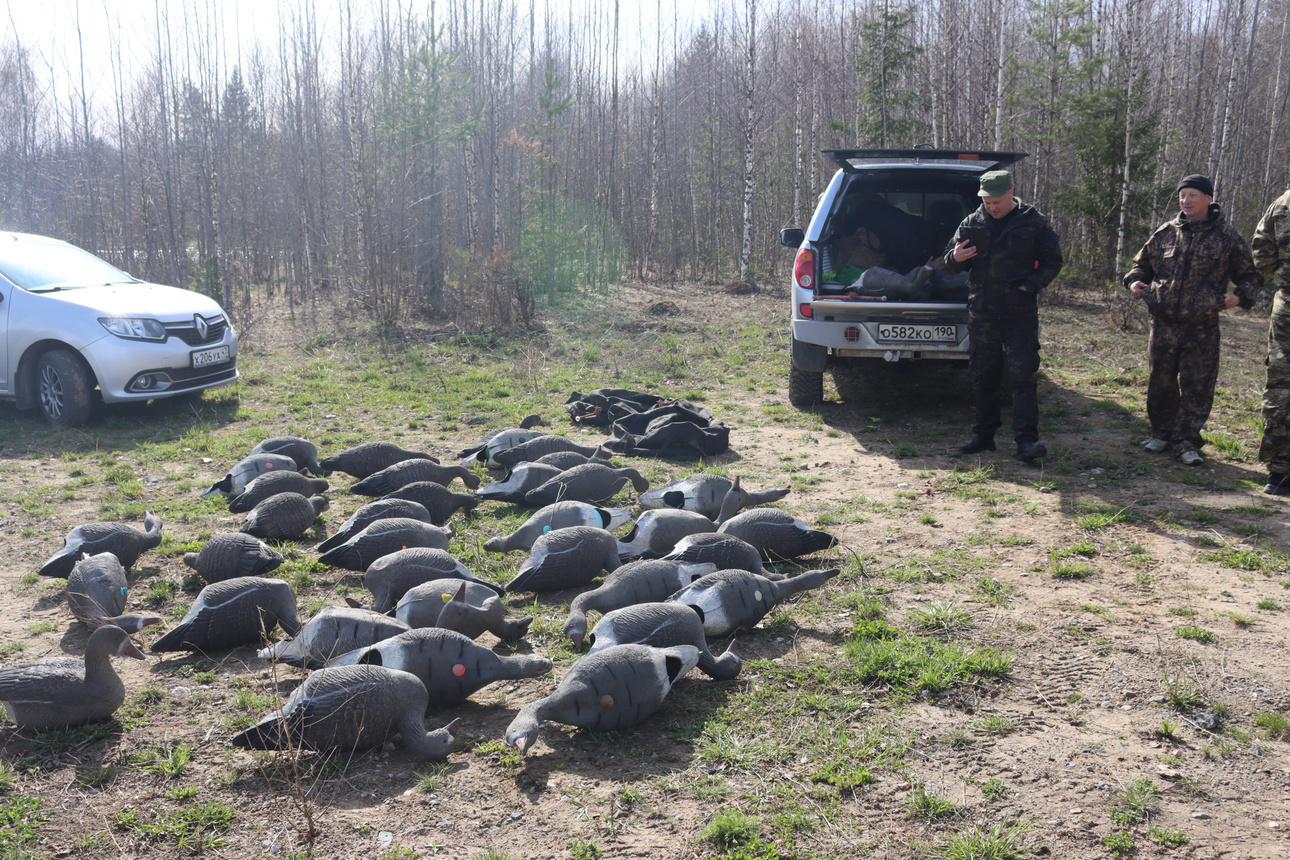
[37,350,93,426]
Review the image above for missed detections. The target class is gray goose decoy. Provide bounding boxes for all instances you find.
[251,436,324,476]
[395,580,533,640]
[240,493,330,541]
[202,453,299,499]
[380,482,479,524]
[151,577,302,653]
[183,533,284,583]
[357,546,500,612]
[561,559,717,649]
[659,532,772,577]
[504,643,699,754]
[717,508,838,562]
[327,627,552,705]
[0,625,146,730]
[532,446,608,470]
[231,665,460,762]
[668,567,841,638]
[523,463,650,507]
[257,606,410,669]
[320,442,438,480]
[67,552,161,633]
[38,512,164,579]
[317,498,434,554]
[491,435,600,469]
[483,501,631,553]
[641,474,791,521]
[504,526,621,593]
[457,414,547,467]
[317,518,452,571]
[351,459,481,495]
[475,463,564,504]
[228,470,330,513]
[616,509,717,560]
[586,602,741,681]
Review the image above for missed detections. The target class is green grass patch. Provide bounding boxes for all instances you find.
[114,802,236,850]
[1173,625,1217,644]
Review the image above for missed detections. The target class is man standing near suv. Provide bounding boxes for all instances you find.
[943,169,1064,463]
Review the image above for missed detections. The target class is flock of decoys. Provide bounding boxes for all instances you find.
[0,415,843,762]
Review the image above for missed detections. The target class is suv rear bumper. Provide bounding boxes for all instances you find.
[792,299,971,363]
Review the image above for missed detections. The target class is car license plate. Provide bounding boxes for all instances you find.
[876,324,957,343]
[191,345,230,368]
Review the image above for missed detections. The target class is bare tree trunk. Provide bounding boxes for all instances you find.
[1262,2,1290,200]
[739,0,756,282]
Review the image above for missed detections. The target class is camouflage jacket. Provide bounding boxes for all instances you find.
[1253,188,1290,296]
[942,201,1064,317]
[1124,203,1261,323]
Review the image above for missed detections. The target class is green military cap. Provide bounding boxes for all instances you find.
[978,170,1013,197]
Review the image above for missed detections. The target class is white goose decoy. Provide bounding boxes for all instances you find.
[256,606,410,669]
[0,625,146,730]
[483,502,631,553]
[668,567,841,638]
[616,509,717,560]
[67,551,161,633]
[586,602,741,680]
[231,665,461,762]
[640,474,791,521]
[475,463,564,504]
[202,453,299,499]
[457,414,548,467]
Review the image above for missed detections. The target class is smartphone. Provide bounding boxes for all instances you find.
[959,226,989,253]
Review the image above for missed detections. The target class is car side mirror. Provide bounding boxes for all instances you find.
[779,228,805,249]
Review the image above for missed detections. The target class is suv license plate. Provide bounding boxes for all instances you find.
[876,324,956,343]
[191,345,230,368]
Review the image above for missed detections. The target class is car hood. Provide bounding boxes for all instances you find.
[28,282,227,320]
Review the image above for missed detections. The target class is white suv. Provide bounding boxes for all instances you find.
[0,232,239,425]
[779,148,1024,407]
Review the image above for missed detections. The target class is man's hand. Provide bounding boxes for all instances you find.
[1223,293,1240,310]
[1129,280,1148,297]
[952,240,978,263]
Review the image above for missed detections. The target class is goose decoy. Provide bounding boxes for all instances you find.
[394,580,533,640]
[317,498,435,554]
[228,470,330,513]
[358,546,497,612]
[183,533,284,583]
[668,567,841,638]
[641,474,791,521]
[586,602,741,681]
[380,482,479,524]
[150,577,302,653]
[0,625,146,730]
[616,509,717,560]
[328,627,552,705]
[483,501,631,553]
[256,606,410,669]
[202,453,299,499]
[504,526,621,593]
[250,436,324,476]
[491,435,600,469]
[532,446,608,470]
[457,414,548,467]
[522,463,650,507]
[474,462,564,504]
[716,508,838,561]
[561,559,718,650]
[317,518,452,572]
[659,532,771,576]
[504,643,699,754]
[231,665,461,762]
[67,552,161,633]
[319,442,438,481]
[351,459,481,495]
[240,493,330,541]
[38,512,164,579]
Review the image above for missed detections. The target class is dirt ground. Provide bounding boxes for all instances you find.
[0,281,1288,860]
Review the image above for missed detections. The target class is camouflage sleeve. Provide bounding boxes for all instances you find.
[942,222,968,274]
[1226,226,1263,309]
[1033,218,1063,291]
[1123,238,1155,290]
[1252,197,1288,279]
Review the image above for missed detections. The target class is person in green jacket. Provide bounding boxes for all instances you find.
[1252,186,1290,494]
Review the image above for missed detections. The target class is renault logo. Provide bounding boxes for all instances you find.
[194,314,210,340]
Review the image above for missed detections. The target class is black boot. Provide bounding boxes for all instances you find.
[1266,473,1290,496]
[1016,439,1047,462]
[958,435,996,455]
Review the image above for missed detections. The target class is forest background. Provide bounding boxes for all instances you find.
[0,0,1285,329]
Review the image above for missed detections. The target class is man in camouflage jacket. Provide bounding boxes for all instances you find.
[1252,187,1290,494]
[1125,174,1261,466]
[943,169,1064,463]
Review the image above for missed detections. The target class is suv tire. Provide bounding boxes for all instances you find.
[37,350,93,427]
[788,367,823,407]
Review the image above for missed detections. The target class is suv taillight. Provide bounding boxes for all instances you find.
[793,247,815,290]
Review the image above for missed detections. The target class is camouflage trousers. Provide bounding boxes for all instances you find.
[1146,316,1220,455]
[969,311,1041,442]
[1258,292,1290,473]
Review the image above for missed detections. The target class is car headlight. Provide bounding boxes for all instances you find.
[99,317,168,341]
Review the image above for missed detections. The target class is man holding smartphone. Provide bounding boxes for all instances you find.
[942,169,1064,463]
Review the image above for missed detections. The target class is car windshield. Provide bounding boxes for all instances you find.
[0,238,139,291]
